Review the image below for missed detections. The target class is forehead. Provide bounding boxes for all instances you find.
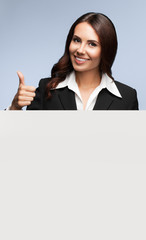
[73,22,100,41]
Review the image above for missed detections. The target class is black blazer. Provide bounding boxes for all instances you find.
[27,78,139,110]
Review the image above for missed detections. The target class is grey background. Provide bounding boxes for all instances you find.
[0,0,146,109]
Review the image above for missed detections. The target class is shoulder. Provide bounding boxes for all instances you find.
[38,77,51,88]
[114,80,139,110]
[35,77,52,96]
[114,80,137,97]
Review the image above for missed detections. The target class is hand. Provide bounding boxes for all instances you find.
[10,71,36,110]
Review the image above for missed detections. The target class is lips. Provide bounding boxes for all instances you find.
[74,55,89,64]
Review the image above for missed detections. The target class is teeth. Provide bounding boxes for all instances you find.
[75,57,87,62]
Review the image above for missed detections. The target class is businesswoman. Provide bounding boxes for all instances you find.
[10,12,139,110]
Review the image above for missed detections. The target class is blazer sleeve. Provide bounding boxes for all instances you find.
[131,89,139,110]
[114,81,139,110]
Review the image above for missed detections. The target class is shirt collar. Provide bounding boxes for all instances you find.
[55,71,122,98]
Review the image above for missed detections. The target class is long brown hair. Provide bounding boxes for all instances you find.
[46,12,118,98]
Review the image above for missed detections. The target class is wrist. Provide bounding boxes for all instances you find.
[10,103,22,110]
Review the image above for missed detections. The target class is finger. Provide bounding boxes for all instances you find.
[19,85,36,92]
[17,101,32,107]
[18,96,34,101]
[17,71,25,86]
[18,90,36,97]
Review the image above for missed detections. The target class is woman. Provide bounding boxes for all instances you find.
[10,12,139,110]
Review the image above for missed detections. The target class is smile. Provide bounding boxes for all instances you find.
[74,56,89,64]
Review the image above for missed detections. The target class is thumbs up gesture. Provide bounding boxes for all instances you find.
[10,71,36,110]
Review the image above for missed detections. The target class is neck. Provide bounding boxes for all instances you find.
[75,70,101,89]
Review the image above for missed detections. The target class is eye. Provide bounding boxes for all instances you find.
[72,37,80,43]
[89,42,97,47]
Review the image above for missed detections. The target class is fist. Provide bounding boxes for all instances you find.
[10,71,36,110]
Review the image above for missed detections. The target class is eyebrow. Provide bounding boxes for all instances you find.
[73,35,100,44]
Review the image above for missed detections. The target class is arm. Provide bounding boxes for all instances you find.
[131,89,139,110]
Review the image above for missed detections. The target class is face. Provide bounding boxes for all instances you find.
[69,22,101,74]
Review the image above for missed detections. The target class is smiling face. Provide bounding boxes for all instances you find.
[69,22,102,75]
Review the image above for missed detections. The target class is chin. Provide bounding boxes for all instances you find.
[73,68,87,73]
[72,64,88,72]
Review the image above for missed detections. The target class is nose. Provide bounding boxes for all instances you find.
[77,43,86,55]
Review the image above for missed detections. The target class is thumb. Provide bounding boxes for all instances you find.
[17,71,25,85]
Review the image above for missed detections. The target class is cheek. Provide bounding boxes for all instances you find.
[69,43,73,54]
[69,44,71,54]
[91,49,101,61]
[69,44,75,64]
[69,42,77,55]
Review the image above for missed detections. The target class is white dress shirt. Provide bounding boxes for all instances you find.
[55,71,122,110]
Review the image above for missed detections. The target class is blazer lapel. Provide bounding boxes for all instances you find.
[57,87,77,110]
[57,87,115,110]
[93,89,114,110]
